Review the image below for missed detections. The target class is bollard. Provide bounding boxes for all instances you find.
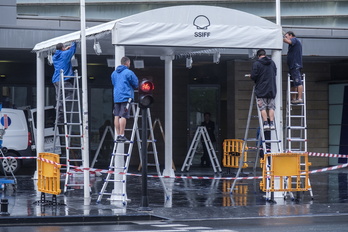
[0,198,10,216]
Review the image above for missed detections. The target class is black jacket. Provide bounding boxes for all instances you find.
[251,56,277,98]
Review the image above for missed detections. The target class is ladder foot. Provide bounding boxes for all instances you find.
[266,198,277,204]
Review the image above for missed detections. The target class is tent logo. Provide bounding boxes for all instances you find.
[193,15,211,37]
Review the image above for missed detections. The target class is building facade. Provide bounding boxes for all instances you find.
[1,0,348,168]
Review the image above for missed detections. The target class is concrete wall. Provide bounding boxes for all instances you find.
[0,0,16,26]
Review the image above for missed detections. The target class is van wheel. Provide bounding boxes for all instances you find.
[0,151,22,175]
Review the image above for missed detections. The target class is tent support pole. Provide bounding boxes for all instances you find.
[162,55,175,177]
[34,52,45,180]
[111,46,127,204]
[80,0,91,204]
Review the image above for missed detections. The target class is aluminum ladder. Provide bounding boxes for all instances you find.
[181,126,222,173]
[285,74,313,199]
[230,86,282,195]
[285,74,307,153]
[96,103,161,204]
[53,70,84,193]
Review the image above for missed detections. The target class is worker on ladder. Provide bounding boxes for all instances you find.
[249,49,277,130]
[52,42,76,123]
[283,31,304,104]
[111,56,139,142]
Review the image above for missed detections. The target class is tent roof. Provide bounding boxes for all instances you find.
[33,5,283,57]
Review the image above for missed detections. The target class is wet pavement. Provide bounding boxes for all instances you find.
[0,164,348,226]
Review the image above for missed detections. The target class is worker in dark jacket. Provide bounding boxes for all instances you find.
[250,49,277,130]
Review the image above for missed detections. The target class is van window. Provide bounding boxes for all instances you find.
[32,108,56,129]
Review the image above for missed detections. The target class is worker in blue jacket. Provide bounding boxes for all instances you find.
[52,42,76,123]
[111,57,139,142]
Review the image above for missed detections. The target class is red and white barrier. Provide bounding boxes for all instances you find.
[1,151,347,180]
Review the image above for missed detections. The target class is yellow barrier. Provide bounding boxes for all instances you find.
[222,139,248,168]
[222,180,248,206]
[260,153,311,192]
[37,152,61,195]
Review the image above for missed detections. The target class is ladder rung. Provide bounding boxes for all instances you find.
[66,134,83,138]
[287,138,307,142]
[65,122,82,126]
[65,100,79,103]
[104,179,125,183]
[138,140,156,143]
[113,153,129,156]
[67,146,83,149]
[68,159,82,162]
[287,126,306,130]
[66,184,84,186]
[114,141,133,144]
[289,115,305,118]
[246,138,258,142]
[63,75,80,78]
[264,140,281,143]
[109,166,126,169]
[100,192,125,196]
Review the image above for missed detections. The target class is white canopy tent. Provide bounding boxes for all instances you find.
[33,5,283,200]
[33,5,283,55]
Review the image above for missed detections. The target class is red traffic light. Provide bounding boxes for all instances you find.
[140,81,154,92]
[138,79,154,108]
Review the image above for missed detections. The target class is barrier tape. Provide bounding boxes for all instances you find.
[1,152,347,160]
[67,164,263,180]
[0,156,37,159]
[244,149,348,159]
[307,152,348,158]
[64,162,348,181]
[1,153,347,180]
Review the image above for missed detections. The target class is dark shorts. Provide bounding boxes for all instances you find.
[113,102,130,119]
[289,68,303,87]
[257,98,275,111]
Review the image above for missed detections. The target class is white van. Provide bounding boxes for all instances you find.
[0,106,60,174]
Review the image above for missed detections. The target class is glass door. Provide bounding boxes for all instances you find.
[187,85,220,164]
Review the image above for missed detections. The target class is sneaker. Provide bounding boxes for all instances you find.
[296,99,304,104]
[116,135,128,143]
[292,99,304,104]
[263,123,270,131]
[291,99,297,104]
[269,121,275,130]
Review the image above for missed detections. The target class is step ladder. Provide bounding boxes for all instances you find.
[96,103,161,205]
[285,74,313,199]
[230,86,282,194]
[137,118,176,171]
[53,70,84,193]
[181,126,222,173]
[90,125,114,168]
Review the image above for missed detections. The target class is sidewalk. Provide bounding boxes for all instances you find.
[0,165,347,225]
